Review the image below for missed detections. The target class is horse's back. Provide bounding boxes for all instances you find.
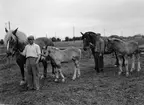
[35,37,54,49]
[114,39,139,54]
[64,47,81,60]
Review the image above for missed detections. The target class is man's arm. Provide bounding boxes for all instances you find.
[36,45,41,64]
[20,46,27,56]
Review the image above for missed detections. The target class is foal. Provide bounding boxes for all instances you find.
[107,38,141,76]
[42,46,81,82]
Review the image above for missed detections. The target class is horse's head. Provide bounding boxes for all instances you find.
[107,38,117,52]
[81,31,101,51]
[41,46,52,58]
[4,28,19,56]
[81,32,92,51]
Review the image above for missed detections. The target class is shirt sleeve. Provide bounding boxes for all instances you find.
[36,45,41,55]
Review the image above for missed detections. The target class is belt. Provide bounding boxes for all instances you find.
[26,56,37,59]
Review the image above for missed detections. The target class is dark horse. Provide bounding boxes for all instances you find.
[4,28,54,85]
[81,31,120,73]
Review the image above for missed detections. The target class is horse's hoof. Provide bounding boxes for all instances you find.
[126,73,129,77]
[77,74,80,78]
[54,79,58,82]
[72,78,76,81]
[20,80,26,85]
[114,65,118,67]
[118,72,122,75]
[40,75,44,79]
[137,68,141,72]
[62,79,65,82]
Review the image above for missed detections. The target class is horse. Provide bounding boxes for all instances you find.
[41,46,81,82]
[81,31,115,73]
[4,28,55,85]
[107,38,141,76]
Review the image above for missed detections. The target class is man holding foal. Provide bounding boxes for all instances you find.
[22,35,41,90]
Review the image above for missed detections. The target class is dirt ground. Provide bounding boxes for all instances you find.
[0,54,144,105]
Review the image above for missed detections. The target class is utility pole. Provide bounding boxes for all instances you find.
[121,31,123,36]
[46,33,47,38]
[73,26,75,42]
[103,28,105,36]
[8,21,11,30]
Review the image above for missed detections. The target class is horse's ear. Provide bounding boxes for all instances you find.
[12,28,18,35]
[97,33,101,36]
[80,32,84,36]
[107,38,113,43]
[5,28,8,33]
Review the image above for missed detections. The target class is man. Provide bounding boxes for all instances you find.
[94,34,105,72]
[22,35,41,90]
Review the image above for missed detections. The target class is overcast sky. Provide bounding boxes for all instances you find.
[1,0,144,39]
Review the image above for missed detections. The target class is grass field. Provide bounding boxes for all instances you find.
[1,40,144,105]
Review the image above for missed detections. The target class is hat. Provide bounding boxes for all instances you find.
[28,35,34,40]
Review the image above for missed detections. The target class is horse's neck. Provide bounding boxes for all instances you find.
[17,42,27,52]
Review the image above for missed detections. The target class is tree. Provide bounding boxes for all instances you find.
[51,37,57,42]
[56,38,61,42]
[65,36,69,41]
[0,39,4,45]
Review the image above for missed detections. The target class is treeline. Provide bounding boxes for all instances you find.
[50,36,82,42]
[65,36,82,41]
[0,39,4,45]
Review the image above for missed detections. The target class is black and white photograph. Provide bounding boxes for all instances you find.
[1,0,144,105]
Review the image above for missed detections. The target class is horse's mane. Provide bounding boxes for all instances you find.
[48,46,60,51]
[111,38,124,43]
[4,30,27,45]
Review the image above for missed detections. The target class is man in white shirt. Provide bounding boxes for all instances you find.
[22,35,41,90]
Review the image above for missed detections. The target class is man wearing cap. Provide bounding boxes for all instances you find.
[22,35,41,90]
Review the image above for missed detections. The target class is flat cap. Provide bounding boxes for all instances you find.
[28,35,34,40]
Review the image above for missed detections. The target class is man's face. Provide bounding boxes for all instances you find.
[28,39,34,45]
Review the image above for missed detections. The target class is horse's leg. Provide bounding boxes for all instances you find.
[130,54,135,72]
[136,54,141,72]
[99,54,104,72]
[55,68,59,82]
[42,60,47,78]
[124,56,129,77]
[114,52,119,67]
[118,56,123,75]
[51,61,55,75]
[16,56,26,85]
[93,52,100,73]
[72,60,79,80]
[76,61,81,78]
[58,68,65,82]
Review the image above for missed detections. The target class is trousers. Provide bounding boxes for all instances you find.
[26,57,40,89]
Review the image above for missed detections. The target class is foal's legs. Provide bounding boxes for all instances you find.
[58,68,65,82]
[130,54,135,72]
[42,60,48,78]
[16,55,26,85]
[136,54,141,72]
[54,68,59,82]
[124,56,129,77]
[72,60,80,80]
[118,56,123,75]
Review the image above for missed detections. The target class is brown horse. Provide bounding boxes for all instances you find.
[107,38,141,76]
[42,46,81,82]
[4,28,54,85]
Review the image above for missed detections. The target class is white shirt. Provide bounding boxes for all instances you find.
[22,43,41,58]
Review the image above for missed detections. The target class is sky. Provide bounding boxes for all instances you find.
[1,0,144,40]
